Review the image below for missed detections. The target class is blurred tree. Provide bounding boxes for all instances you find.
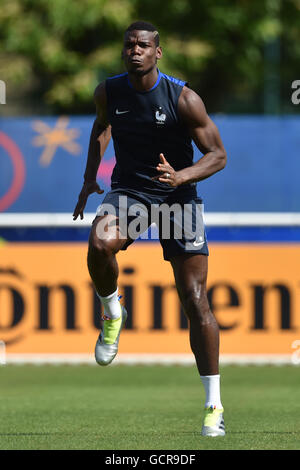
[0,0,135,114]
[138,0,299,114]
[0,0,299,115]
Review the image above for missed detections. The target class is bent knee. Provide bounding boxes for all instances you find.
[88,233,119,258]
[181,290,212,323]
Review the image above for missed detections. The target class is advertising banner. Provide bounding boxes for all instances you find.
[0,242,299,358]
[1,116,300,213]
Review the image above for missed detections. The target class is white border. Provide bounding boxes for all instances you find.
[2,353,296,366]
[1,212,300,227]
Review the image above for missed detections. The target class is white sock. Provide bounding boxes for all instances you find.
[98,288,121,320]
[200,374,223,409]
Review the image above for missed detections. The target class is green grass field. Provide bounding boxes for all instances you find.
[0,364,299,450]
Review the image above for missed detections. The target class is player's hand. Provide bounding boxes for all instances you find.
[152,153,182,187]
[73,180,104,220]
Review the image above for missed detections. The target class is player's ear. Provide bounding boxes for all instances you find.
[156,46,162,60]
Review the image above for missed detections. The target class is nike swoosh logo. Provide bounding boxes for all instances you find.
[116,109,130,115]
[193,238,204,247]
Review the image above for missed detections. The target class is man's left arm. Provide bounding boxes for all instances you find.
[155,87,227,186]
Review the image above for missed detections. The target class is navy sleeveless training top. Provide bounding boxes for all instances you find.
[105,69,194,196]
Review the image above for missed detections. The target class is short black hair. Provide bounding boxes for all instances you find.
[125,21,160,46]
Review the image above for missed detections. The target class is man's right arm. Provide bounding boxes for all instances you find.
[84,82,111,182]
[73,82,111,220]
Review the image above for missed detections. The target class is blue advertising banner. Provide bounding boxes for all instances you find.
[0,115,300,213]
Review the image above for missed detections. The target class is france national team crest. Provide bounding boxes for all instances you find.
[155,107,166,125]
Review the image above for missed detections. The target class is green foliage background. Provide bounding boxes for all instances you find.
[0,0,299,115]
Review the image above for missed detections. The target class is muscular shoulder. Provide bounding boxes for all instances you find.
[178,86,208,127]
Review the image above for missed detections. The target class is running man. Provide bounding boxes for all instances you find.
[73,21,227,437]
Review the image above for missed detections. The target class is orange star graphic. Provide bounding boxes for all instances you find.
[32,116,81,166]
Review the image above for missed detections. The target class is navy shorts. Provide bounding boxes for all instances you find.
[95,187,209,261]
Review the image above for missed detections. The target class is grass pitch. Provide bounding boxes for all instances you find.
[0,364,299,450]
